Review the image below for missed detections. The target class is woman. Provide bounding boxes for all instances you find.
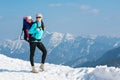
[28,13,47,73]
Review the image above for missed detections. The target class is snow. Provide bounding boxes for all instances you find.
[113,41,120,47]
[1,39,22,53]
[65,33,74,41]
[49,32,64,47]
[86,40,95,53]
[0,54,120,80]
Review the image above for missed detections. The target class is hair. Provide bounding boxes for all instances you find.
[41,20,45,31]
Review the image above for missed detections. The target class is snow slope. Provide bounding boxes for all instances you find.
[0,54,120,80]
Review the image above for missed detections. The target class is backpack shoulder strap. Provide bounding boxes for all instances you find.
[36,21,39,28]
[33,21,44,30]
[34,21,41,28]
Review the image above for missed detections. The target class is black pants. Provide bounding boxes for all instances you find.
[29,42,47,66]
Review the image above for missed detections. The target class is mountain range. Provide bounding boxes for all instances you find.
[0,31,120,68]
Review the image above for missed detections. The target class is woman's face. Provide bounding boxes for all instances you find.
[36,16,42,22]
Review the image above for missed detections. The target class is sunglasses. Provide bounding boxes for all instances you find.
[36,17,41,18]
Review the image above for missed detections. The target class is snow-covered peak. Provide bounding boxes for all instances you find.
[0,54,120,80]
[49,32,64,47]
[2,39,22,50]
[65,33,74,41]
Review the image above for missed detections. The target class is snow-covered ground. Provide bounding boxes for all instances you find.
[0,54,120,80]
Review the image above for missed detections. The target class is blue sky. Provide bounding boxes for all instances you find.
[0,0,120,40]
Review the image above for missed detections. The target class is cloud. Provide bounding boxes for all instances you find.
[49,3,78,7]
[49,3,100,15]
[80,5,99,15]
[80,5,91,10]
[49,3,63,7]
[91,9,99,14]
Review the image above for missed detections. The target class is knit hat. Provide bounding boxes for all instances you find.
[27,16,32,20]
[36,13,43,18]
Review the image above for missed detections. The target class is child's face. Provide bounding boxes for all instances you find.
[27,19,32,23]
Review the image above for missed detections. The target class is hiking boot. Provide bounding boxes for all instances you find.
[40,63,45,71]
[32,66,38,73]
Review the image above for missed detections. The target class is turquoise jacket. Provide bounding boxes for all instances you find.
[28,21,44,42]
